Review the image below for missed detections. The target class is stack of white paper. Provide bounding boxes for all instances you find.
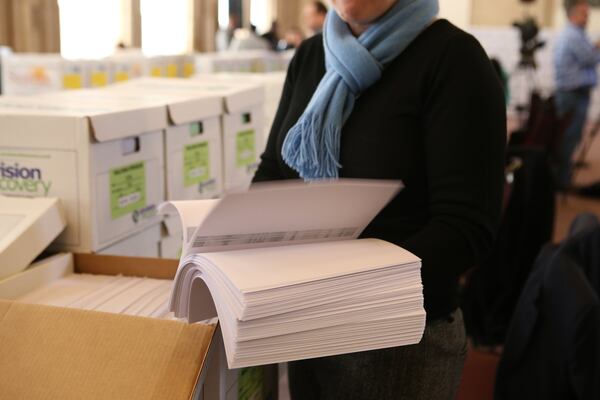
[165,180,426,369]
[17,274,175,319]
[172,239,424,368]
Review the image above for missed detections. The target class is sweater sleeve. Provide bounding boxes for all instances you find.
[252,49,300,183]
[400,34,507,295]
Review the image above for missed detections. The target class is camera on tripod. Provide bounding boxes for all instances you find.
[513,17,546,69]
[512,0,546,69]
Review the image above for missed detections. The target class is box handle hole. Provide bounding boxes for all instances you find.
[121,137,140,155]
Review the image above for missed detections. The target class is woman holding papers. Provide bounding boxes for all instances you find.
[253,0,505,399]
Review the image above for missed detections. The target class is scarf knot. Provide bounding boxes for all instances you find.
[282,0,439,180]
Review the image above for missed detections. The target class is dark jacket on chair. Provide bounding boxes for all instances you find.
[495,217,600,400]
[462,146,556,345]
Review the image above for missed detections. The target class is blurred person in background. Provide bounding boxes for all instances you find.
[303,1,328,36]
[278,27,304,50]
[216,14,241,51]
[554,0,600,189]
[262,20,280,51]
[229,24,271,51]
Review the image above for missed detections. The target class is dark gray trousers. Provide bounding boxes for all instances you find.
[288,309,467,400]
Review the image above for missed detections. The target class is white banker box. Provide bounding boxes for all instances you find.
[1,53,64,95]
[184,80,265,192]
[0,196,66,280]
[84,59,112,88]
[0,94,167,253]
[103,81,226,259]
[107,52,147,83]
[109,78,264,193]
[193,72,286,148]
[106,79,225,201]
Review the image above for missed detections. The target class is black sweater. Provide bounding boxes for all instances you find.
[253,20,507,321]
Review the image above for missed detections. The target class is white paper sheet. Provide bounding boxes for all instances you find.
[158,199,219,244]
[184,179,402,255]
[200,239,419,292]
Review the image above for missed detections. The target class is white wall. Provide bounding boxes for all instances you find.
[438,0,472,29]
[437,0,600,31]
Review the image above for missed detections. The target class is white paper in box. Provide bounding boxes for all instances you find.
[0,94,167,252]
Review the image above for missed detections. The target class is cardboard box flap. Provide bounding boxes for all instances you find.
[0,300,215,400]
[166,96,222,125]
[119,77,265,114]
[0,196,66,281]
[86,105,166,142]
[0,95,167,142]
[187,80,265,114]
[107,81,223,124]
[34,90,168,141]
[220,84,265,114]
[0,253,73,300]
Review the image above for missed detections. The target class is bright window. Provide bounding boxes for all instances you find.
[141,0,191,56]
[250,0,272,34]
[58,0,122,59]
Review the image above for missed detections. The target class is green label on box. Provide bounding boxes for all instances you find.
[236,130,256,168]
[110,161,146,220]
[238,367,264,400]
[184,141,210,187]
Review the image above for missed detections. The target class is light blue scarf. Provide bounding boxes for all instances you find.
[282,0,439,180]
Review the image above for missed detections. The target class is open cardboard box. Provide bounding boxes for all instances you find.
[0,252,216,399]
[0,253,278,400]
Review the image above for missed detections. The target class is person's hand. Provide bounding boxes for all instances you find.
[595,40,600,49]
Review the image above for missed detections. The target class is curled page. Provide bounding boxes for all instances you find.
[158,199,220,246]
[184,179,403,256]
